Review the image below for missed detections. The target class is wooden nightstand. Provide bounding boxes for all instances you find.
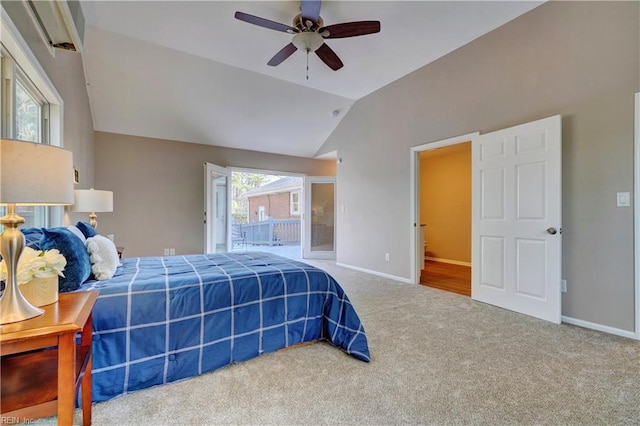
[0,291,99,425]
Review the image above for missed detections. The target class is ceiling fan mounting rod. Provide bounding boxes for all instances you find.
[293,13,323,31]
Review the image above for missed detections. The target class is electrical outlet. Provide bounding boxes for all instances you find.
[169,248,175,255]
[617,192,631,207]
[164,248,170,256]
[385,253,390,261]
[561,279,567,293]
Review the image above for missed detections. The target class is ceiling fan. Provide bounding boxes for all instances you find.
[234,0,380,72]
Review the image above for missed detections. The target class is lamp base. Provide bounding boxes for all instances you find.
[0,205,45,324]
[0,290,44,324]
[89,212,98,229]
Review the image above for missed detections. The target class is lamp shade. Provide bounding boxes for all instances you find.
[71,189,113,212]
[0,139,74,205]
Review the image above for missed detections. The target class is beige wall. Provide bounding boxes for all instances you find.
[320,2,639,331]
[420,144,471,264]
[3,2,95,225]
[94,132,335,257]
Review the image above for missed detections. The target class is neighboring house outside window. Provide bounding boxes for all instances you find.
[243,177,303,222]
[290,191,301,215]
[240,177,303,246]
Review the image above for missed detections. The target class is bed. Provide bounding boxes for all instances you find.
[76,250,370,402]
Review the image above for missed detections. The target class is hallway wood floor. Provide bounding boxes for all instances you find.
[420,260,471,296]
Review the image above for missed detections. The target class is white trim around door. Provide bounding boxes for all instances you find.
[635,92,640,339]
[410,132,479,284]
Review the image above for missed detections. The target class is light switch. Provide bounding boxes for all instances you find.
[617,192,631,207]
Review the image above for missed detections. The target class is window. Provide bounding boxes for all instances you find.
[0,13,63,230]
[258,206,266,222]
[1,54,50,229]
[15,76,43,143]
[290,191,301,215]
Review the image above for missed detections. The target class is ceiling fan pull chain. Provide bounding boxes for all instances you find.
[306,49,310,80]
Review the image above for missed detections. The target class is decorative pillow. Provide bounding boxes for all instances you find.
[39,227,92,293]
[75,221,98,239]
[22,227,45,250]
[85,234,120,280]
[67,225,87,244]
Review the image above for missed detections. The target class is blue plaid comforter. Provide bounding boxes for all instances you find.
[78,251,370,402]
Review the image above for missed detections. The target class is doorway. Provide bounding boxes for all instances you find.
[418,142,472,296]
[206,167,338,261]
[229,169,303,259]
[410,133,479,285]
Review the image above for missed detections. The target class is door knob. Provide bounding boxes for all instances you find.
[546,227,557,235]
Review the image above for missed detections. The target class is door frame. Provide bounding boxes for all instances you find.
[634,92,640,339]
[410,132,479,284]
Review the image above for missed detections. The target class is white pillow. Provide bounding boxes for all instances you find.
[85,234,120,280]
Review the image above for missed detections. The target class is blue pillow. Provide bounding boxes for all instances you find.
[40,227,92,293]
[75,221,98,238]
[21,227,44,250]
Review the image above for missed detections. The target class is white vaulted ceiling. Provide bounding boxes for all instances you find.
[80,1,542,158]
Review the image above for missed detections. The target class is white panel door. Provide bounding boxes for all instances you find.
[303,177,336,260]
[472,115,562,323]
[204,162,230,254]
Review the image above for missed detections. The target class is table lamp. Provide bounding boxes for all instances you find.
[0,139,74,324]
[71,188,113,229]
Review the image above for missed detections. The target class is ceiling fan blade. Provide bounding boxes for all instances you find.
[301,0,321,24]
[320,21,381,39]
[234,11,296,33]
[315,43,343,71]
[268,43,298,66]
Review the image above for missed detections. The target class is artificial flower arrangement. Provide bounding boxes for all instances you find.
[0,247,67,285]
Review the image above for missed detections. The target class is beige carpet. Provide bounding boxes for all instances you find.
[37,260,640,425]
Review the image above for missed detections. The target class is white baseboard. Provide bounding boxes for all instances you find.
[425,257,472,267]
[338,260,637,339]
[561,315,637,340]
[335,262,413,284]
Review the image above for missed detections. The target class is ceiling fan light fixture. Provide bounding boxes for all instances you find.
[292,32,324,52]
